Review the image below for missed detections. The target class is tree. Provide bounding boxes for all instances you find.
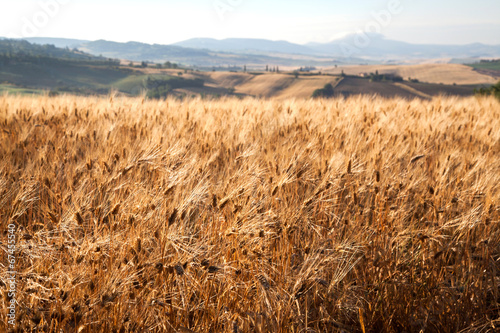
[145,76,204,99]
[323,83,334,95]
[312,83,335,98]
[475,81,500,100]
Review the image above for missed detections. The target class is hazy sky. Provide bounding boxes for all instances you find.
[2,0,500,45]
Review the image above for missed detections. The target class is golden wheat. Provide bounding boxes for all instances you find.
[0,93,499,332]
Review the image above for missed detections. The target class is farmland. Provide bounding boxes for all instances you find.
[1,94,500,332]
[2,39,496,100]
[323,63,498,85]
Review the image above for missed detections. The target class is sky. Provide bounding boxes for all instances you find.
[1,0,500,45]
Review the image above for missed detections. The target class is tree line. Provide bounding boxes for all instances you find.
[144,76,204,99]
[475,81,500,100]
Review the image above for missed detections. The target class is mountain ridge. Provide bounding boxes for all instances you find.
[3,35,500,65]
[175,34,500,59]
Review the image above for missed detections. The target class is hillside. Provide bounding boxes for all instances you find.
[227,73,339,99]
[0,39,104,61]
[77,40,342,68]
[333,77,420,99]
[16,35,500,67]
[466,59,500,80]
[331,77,481,99]
[0,40,130,95]
[0,40,493,100]
[77,40,210,63]
[323,63,498,85]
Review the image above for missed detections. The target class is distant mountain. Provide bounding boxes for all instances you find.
[173,34,500,60]
[173,38,319,56]
[22,37,89,49]
[75,40,344,67]
[0,39,106,61]
[78,40,210,62]
[6,35,500,66]
[307,33,500,59]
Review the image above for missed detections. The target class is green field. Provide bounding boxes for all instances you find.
[0,84,45,95]
[467,60,500,72]
[0,60,198,97]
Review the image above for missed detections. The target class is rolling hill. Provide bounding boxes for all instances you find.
[76,40,342,68]
[322,63,498,85]
[23,37,89,49]
[9,37,344,68]
[11,35,500,68]
[0,39,495,100]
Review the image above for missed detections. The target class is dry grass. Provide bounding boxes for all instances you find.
[0,93,500,332]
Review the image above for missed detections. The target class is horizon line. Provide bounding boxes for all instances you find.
[6,34,500,48]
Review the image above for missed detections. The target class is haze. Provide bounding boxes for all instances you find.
[2,0,500,45]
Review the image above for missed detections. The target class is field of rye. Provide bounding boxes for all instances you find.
[0,94,499,332]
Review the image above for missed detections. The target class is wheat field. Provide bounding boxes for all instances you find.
[1,94,499,332]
